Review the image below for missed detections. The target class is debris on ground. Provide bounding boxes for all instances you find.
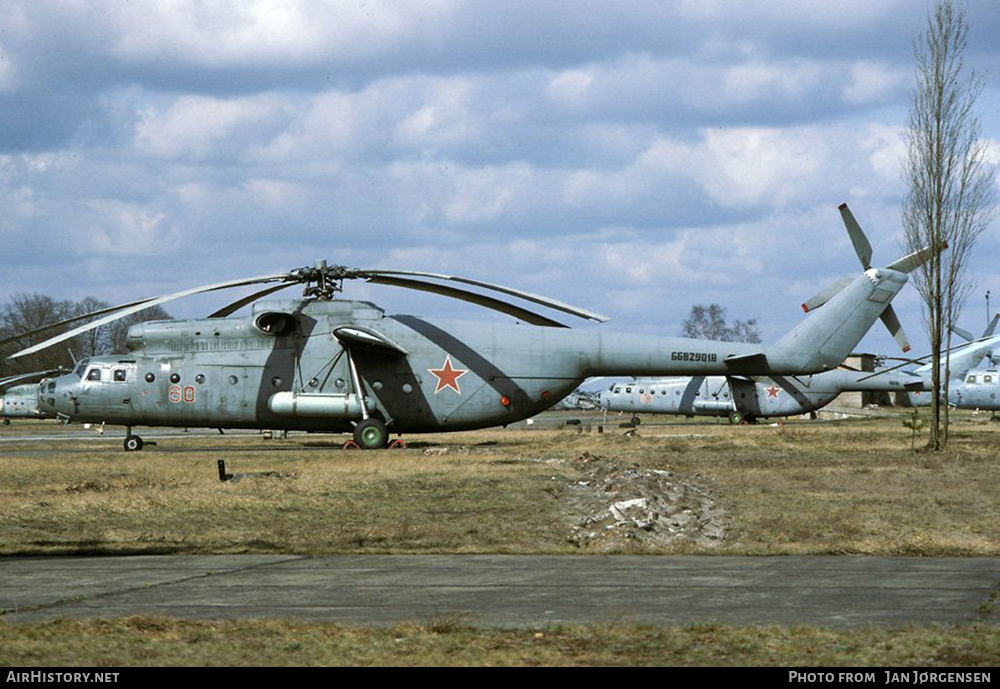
[560,451,727,551]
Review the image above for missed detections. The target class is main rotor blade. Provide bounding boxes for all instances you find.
[880,305,911,353]
[951,324,975,343]
[208,283,297,318]
[856,335,999,381]
[0,369,61,390]
[0,297,159,350]
[839,203,872,270]
[366,275,570,328]
[8,272,292,360]
[360,269,609,323]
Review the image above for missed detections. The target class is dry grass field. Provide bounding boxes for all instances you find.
[1,412,998,557]
[1,411,998,665]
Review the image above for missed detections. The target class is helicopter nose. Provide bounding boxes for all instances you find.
[39,376,73,417]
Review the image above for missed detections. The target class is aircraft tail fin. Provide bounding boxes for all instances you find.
[769,204,936,371]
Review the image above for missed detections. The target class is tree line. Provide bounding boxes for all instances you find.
[0,293,172,378]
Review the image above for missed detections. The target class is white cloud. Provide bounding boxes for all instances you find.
[107,0,460,67]
[86,200,178,257]
[135,94,290,159]
[842,61,909,105]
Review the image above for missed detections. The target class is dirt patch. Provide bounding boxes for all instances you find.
[560,451,728,551]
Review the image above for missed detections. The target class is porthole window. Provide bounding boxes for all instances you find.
[308,378,319,388]
[229,375,238,385]
[145,373,155,383]
[170,373,180,384]
[195,374,205,384]
[373,380,383,390]
[402,383,413,393]
[335,378,345,389]
[271,376,282,387]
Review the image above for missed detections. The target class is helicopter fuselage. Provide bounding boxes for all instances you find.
[37,293,871,437]
[37,298,763,434]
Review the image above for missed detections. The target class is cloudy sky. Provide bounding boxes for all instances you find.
[2,0,999,358]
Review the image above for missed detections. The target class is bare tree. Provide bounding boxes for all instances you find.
[0,293,77,375]
[681,303,762,343]
[902,0,997,450]
[1,295,174,377]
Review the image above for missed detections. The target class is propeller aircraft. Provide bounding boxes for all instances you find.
[3,205,935,450]
[599,367,931,425]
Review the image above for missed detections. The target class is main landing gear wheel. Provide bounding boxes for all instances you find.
[630,416,641,426]
[728,411,745,425]
[353,418,388,450]
[124,435,144,452]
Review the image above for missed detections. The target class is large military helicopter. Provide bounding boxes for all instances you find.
[5,205,934,450]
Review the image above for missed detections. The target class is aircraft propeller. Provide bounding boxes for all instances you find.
[801,204,942,354]
[4,261,610,360]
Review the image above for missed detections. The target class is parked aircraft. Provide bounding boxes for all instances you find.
[3,206,934,450]
[906,315,1000,407]
[599,315,1000,425]
[599,368,929,424]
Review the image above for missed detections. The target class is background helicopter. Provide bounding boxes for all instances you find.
[600,327,1000,424]
[599,368,930,425]
[905,315,1000,408]
[4,206,934,450]
[0,370,60,424]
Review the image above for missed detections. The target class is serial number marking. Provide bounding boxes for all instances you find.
[670,351,718,363]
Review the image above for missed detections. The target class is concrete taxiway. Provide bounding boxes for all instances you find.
[1,554,997,628]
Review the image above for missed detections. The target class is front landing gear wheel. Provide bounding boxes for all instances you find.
[124,435,144,452]
[728,411,744,425]
[353,418,388,450]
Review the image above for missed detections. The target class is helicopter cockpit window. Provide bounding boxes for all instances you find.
[613,387,620,394]
[113,369,127,382]
[86,368,103,382]
[985,375,993,384]
[967,375,977,384]
[625,387,632,394]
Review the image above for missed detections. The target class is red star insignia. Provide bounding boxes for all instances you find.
[429,355,468,394]
[765,384,780,399]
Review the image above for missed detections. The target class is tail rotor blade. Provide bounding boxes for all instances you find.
[880,305,912,353]
[839,203,873,270]
[801,276,854,313]
[886,244,943,274]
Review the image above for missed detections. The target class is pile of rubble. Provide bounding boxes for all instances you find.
[561,451,727,551]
